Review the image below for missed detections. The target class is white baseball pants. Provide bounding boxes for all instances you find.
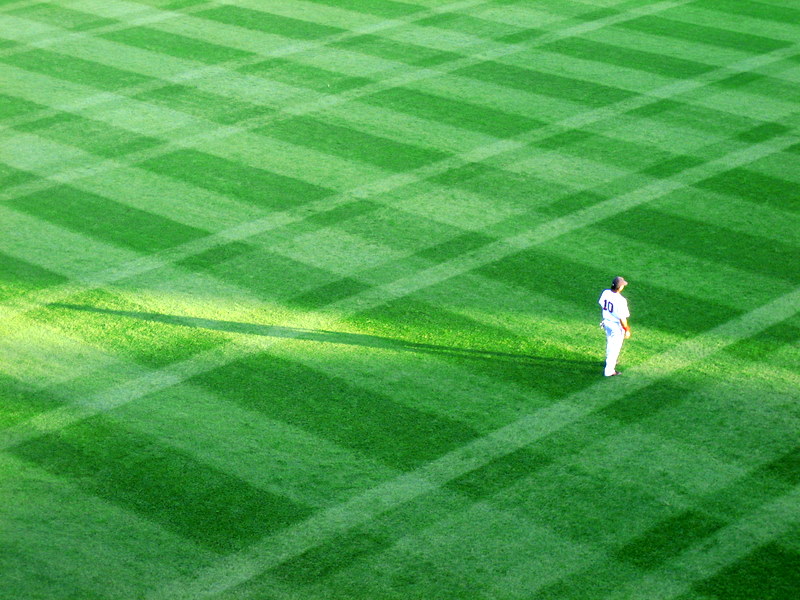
[603,321,625,376]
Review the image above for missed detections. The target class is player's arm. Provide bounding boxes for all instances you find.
[620,318,631,338]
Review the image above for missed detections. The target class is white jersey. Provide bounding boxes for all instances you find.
[599,289,629,324]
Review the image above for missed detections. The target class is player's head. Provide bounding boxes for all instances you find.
[611,276,628,291]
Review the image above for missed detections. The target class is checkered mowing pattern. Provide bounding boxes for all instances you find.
[1,1,799,598]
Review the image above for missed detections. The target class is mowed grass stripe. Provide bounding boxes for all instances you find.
[693,0,800,26]
[541,36,717,79]
[7,185,209,253]
[357,87,545,138]
[4,1,121,32]
[134,83,275,125]
[0,249,68,303]
[194,5,346,39]
[99,25,257,64]
[454,60,637,107]
[8,415,313,554]
[302,0,425,19]
[14,109,164,158]
[330,33,465,68]
[697,166,800,213]
[138,148,335,209]
[150,285,800,599]
[239,57,374,94]
[189,352,479,471]
[254,115,449,171]
[597,207,800,283]
[0,48,157,90]
[615,14,792,53]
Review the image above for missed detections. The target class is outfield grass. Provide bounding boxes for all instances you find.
[1,0,799,598]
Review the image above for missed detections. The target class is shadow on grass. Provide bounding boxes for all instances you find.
[50,303,596,369]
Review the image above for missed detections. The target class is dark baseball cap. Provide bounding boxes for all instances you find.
[612,276,628,288]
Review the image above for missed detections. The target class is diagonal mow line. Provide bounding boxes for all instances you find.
[147,285,800,600]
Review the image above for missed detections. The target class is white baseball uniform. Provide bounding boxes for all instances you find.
[599,288,630,376]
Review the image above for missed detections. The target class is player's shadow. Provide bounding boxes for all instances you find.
[50,303,595,368]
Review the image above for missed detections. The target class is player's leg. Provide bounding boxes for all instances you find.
[604,325,623,376]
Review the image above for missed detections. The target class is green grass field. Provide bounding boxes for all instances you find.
[1,0,799,598]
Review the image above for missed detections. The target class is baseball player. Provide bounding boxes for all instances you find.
[598,276,631,376]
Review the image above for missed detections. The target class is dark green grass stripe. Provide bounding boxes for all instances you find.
[639,154,707,178]
[693,0,800,25]
[598,207,800,283]
[0,93,46,121]
[628,98,765,135]
[195,5,345,39]
[534,129,697,171]
[191,352,480,471]
[735,123,792,144]
[696,167,800,214]
[360,87,544,138]
[15,112,163,158]
[476,248,741,335]
[100,27,255,64]
[239,58,373,94]
[0,49,157,91]
[303,0,423,18]
[711,72,800,103]
[289,278,373,310]
[416,12,526,39]
[331,35,464,68]
[7,2,120,31]
[180,249,345,303]
[0,373,64,429]
[760,446,800,486]
[267,490,465,585]
[134,84,274,125]
[256,116,448,171]
[600,380,692,424]
[9,416,313,553]
[615,15,791,53]
[431,162,573,203]
[615,510,726,569]
[0,250,68,301]
[543,37,716,78]
[415,231,497,262]
[722,320,800,363]
[7,185,209,253]
[499,28,547,44]
[139,149,333,208]
[455,61,636,107]
[0,163,38,189]
[447,446,554,500]
[694,543,800,600]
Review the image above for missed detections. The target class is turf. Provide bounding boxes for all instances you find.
[1,1,798,599]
